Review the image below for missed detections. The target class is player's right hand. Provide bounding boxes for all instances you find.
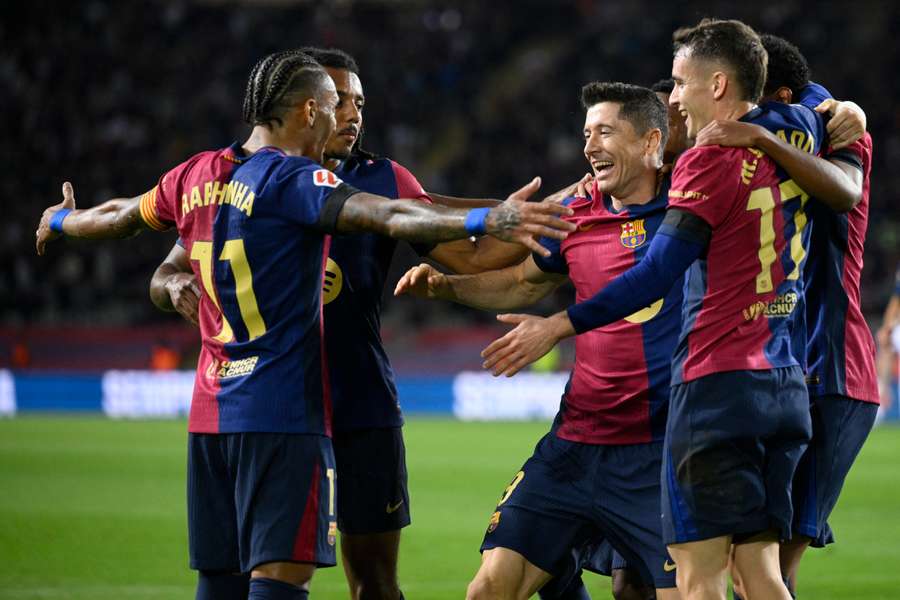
[485,177,575,257]
[816,99,866,150]
[36,181,77,256]
[393,263,448,299]
[165,273,201,326]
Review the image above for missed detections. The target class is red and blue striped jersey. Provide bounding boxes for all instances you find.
[668,103,825,384]
[325,155,432,431]
[534,177,681,444]
[140,143,358,434]
[804,134,879,402]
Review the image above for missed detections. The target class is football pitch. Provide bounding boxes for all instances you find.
[1,417,898,599]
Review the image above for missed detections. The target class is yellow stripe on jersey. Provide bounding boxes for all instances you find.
[139,186,170,231]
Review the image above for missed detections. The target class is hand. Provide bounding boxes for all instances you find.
[695,120,767,148]
[481,311,575,377]
[816,99,866,150]
[485,177,576,257]
[165,272,201,326]
[542,173,593,203]
[36,181,77,255]
[393,263,448,299]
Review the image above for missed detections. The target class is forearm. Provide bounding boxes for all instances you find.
[567,230,703,334]
[62,197,147,239]
[428,193,501,209]
[441,267,559,311]
[430,237,529,274]
[756,133,860,212]
[149,263,180,312]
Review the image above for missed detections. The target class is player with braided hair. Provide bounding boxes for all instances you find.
[36,51,575,600]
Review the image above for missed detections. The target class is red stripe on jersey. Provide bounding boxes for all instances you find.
[389,160,433,204]
[320,235,333,436]
[839,135,879,402]
[292,461,321,562]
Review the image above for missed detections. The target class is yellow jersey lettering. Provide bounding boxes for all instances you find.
[189,186,202,211]
[210,181,226,206]
[241,191,255,217]
[231,182,248,208]
[203,182,213,206]
[181,193,190,217]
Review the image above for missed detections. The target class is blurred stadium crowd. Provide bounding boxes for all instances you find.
[3,1,898,365]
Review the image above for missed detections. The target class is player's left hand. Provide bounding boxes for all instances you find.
[36,181,77,255]
[481,311,575,377]
[816,99,866,150]
[694,120,767,148]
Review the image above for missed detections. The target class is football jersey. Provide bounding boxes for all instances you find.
[667,103,825,384]
[325,155,432,431]
[804,134,879,402]
[533,176,681,444]
[140,143,359,434]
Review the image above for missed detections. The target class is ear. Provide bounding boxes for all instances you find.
[303,98,318,129]
[645,128,663,161]
[711,71,728,101]
[775,86,793,104]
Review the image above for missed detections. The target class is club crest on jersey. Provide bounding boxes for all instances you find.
[487,511,501,533]
[328,521,337,546]
[313,169,342,188]
[620,219,647,248]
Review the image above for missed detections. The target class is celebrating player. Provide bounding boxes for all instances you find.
[147,46,579,600]
[475,19,830,599]
[398,82,681,600]
[35,51,575,600]
[694,34,876,597]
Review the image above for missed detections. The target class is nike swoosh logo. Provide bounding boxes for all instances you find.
[386,500,404,514]
[663,560,676,572]
[577,223,596,231]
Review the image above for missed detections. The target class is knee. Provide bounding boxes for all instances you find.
[251,561,314,588]
[611,570,653,600]
[467,570,510,600]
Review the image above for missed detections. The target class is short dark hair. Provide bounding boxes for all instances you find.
[242,51,332,127]
[760,34,810,96]
[673,18,768,103]
[581,82,669,151]
[651,78,675,94]
[298,47,360,74]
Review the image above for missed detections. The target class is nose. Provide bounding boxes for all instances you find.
[669,85,681,107]
[583,132,602,157]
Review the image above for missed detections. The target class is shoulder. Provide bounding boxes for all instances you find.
[673,145,744,177]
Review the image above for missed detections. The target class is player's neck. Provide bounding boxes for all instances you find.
[714,100,757,123]
[243,126,315,159]
[609,171,658,211]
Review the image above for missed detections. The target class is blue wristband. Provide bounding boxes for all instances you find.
[464,207,490,236]
[49,208,72,233]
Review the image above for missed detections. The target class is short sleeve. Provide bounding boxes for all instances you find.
[796,82,832,110]
[139,168,180,231]
[390,160,433,204]
[828,133,871,173]
[668,147,741,229]
[283,165,361,233]
[532,235,568,274]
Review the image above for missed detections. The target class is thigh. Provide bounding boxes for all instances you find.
[333,427,410,535]
[187,433,240,572]
[593,442,676,591]
[480,433,598,576]
[233,433,338,573]
[793,395,877,544]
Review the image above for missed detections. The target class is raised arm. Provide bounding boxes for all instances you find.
[150,243,201,325]
[394,255,566,311]
[695,120,862,212]
[335,177,575,256]
[36,182,150,254]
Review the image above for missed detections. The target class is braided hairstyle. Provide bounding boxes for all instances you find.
[242,51,331,127]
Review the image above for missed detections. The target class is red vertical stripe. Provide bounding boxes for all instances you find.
[319,235,333,437]
[291,461,321,562]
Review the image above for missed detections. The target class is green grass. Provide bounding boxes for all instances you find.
[0,417,898,599]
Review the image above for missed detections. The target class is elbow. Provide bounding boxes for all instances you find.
[831,189,861,214]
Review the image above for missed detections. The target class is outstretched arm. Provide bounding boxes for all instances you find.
[695,120,863,212]
[480,210,708,376]
[150,243,201,325]
[335,177,575,256]
[36,182,150,254]
[394,255,566,311]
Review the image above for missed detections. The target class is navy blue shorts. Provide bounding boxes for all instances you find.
[480,432,676,590]
[538,540,635,600]
[793,394,877,547]
[333,426,410,535]
[662,366,811,545]
[187,432,337,572]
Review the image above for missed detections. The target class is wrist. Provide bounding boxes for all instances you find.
[49,208,72,233]
[465,207,490,236]
[549,310,576,340]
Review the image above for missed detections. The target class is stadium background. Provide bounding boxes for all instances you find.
[2,1,900,598]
